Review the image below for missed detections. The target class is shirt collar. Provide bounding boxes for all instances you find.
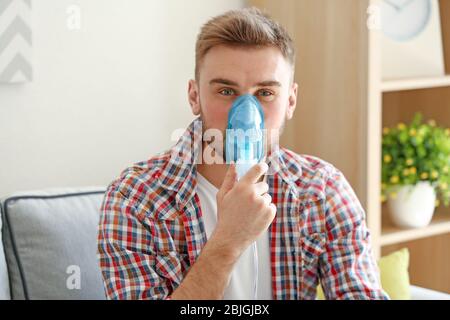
[159,117,303,208]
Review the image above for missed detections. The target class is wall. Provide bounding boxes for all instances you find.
[0,0,245,196]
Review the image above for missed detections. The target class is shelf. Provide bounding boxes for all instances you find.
[381,75,450,92]
[381,212,450,247]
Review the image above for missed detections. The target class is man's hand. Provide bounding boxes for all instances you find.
[170,162,276,300]
[212,162,276,256]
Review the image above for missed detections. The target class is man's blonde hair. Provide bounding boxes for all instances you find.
[195,7,296,81]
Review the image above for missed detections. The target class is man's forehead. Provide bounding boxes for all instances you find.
[199,45,292,86]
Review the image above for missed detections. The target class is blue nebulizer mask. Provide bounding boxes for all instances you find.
[225,94,265,180]
[225,94,265,300]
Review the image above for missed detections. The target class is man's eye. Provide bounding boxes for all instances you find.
[258,90,273,97]
[219,88,235,96]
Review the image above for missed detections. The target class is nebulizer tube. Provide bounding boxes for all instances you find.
[225,94,265,300]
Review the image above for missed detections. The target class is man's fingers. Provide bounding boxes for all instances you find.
[254,181,269,196]
[217,162,237,199]
[261,193,272,206]
[240,162,268,184]
[269,203,277,215]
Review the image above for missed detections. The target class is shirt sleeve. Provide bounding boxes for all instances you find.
[97,183,173,300]
[318,168,390,300]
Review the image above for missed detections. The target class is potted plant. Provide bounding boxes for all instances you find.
[381,113,450,228]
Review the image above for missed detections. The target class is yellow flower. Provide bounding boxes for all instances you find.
[383,127,390,135]
[402,168,410,176]
[428,120,436,127]
[409,128,417,136]
[421,172,429,180]
[444,166,449,173]
[397,123,406,130]
[418,127,426,137]
[390,175,399,184]
[406,159,414,166]
[381,194,386,203]
[409,167,417,175]
[390,192,398,199]
[431,170,439,179]
[435,199,440,207]
[440,182,448,190]
[384,154,392,163]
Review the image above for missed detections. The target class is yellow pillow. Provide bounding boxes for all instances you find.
[316,248,410,300]
[378,248,410,299]
[317,283,325,300]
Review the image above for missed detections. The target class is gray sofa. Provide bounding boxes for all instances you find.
[0,187,449,300]
[0,187,106,300]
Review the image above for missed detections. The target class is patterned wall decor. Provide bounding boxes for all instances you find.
[0,0,32,83]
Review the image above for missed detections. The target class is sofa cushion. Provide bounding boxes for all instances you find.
[378,248,410,300]
[1,187,107,299]
[0,202,10,299]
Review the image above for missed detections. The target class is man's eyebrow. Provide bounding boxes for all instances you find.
[209,78,282,87]
[209,78,239,86]
[256,80,282,87]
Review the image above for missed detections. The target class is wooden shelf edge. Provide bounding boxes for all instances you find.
[381,75,450,92]
[380,216,450,246]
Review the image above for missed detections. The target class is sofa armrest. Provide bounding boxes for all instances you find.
[410,285,450,300]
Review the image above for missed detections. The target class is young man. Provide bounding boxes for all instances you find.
[97,7,389,300]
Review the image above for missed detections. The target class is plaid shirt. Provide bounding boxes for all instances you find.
[97,117,389,300]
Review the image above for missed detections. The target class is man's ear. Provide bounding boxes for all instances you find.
[286,82,298,120]
[188,79,201,116]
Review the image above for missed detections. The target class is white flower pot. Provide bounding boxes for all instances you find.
[387,181,436,228]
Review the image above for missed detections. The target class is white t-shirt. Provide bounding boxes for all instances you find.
[195,172,273,300]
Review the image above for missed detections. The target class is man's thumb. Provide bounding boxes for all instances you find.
[218,162,237,198]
